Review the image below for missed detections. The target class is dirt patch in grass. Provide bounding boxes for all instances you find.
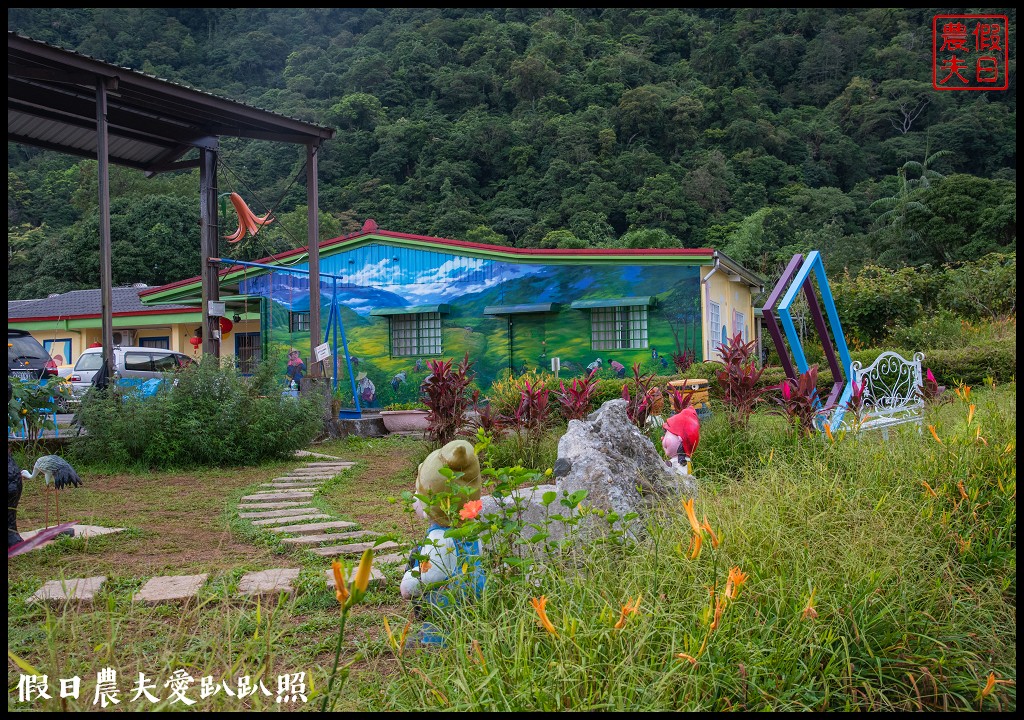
[9,465,284,580]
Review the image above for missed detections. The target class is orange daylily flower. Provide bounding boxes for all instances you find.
[801,588,818,620]
[613,595,643,630]
[530,596,559,637]
[981,672,1014,699]
[966,404,976,426]
[921,480,938,498]
[823,423,835,443]
[223,192,273,243]
[957,482,969,501]
[331,560,349,606]
[682,497,701,535]
[709,594,727,631]
[927,425,943,444]
[419,560,432,574]
[724,566,748,600]
[688,531,703,560]
[675,653,698,666]
[353,547,374,594]
[701,517,719,549]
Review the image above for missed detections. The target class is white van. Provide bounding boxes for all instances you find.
[69,346,193,402]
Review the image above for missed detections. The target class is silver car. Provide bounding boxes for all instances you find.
[69,346,193,402]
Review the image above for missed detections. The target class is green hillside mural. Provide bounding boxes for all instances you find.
[241,243,702,408]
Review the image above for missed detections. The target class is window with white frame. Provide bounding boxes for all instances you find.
[709,301,721,347]
[289,311,310,333]
[390,312,442,357]
[733,310,745,342]
[590,306,648,350]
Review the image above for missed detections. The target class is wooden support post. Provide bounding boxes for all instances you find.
[95,79,114,375]
[307,142,321,376]
[199,146,220,358]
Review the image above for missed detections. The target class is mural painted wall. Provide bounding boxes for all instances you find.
[241,243,702,407]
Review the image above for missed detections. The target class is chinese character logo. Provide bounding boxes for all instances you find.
[933,14,1010,90]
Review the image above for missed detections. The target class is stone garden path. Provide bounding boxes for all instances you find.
[25,454,406,605]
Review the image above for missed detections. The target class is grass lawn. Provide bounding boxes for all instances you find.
[7,384,1016,711]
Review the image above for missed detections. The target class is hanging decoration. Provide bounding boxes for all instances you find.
[223,192,274,243]
[219,317,234,335]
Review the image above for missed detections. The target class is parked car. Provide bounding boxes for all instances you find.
[7,329,58,381]
[68,346,194,402]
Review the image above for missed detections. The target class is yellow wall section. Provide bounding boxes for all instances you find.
[700,264,756,361]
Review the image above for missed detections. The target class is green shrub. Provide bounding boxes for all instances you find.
[73,357,323,470]
[924,338,1016,386]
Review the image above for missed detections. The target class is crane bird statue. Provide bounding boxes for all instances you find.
[20,455,83,531]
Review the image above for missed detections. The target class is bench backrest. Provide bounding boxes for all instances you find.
[850,351,924,419]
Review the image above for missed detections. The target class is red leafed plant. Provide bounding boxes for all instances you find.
[672,349,696,374]
[622,362,663,428]
[668,386,697,413]
[555,369,599,421]
[843,376,869,430]
[468,389,506,436]
[916,367,948,406]
[421,353,475,445]
[513,376,551,436]
[715,332,770,429]
[777,365,821,436]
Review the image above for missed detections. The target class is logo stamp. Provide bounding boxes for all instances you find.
[933,14,1010,91]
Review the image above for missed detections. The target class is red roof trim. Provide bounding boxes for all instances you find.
[141,227,715,297]
[10,307,200,323]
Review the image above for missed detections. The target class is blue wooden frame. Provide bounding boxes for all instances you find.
[775,251,854,432]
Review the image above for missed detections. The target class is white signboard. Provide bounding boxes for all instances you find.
[314,342,332,362]
[208,301,226,317]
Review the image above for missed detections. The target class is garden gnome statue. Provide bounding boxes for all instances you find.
[401,439,485,643]
[662,406,701,475]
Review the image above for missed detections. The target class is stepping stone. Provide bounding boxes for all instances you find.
[133,574,208,604]
[281,530,380,545]
[267,520,358,535]
[28,576,106,604]
[375,553,408,566]
[260,482,324,489]
[251,514,331,527]
[239,507,321,519]
[240,491,314,502]
[235,500,311,510]
[272,476,330,482]
[295,449,341,459]
[19,525,127,553]
[309,540,401,558]
[279,472,342,479]
[324,566,385,589]
[238,568,300,598]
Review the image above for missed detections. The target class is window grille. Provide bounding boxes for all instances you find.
[390,312,442,357]
[235,332,261,374]
[590,306,648,350]
[289,312,310,333]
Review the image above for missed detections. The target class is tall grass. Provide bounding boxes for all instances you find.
[373,383,1016,710]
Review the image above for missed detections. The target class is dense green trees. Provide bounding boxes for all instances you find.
[6,8,1016,300]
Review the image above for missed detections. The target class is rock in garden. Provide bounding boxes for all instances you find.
[552,399,696,536]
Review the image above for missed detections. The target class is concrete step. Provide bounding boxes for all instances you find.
[234,500,312,510]
[238,507,321,519]
[280,530,380,546]
[260,482,324,489]
[240,491,314,502]
[266,520,359,535]
[28,576,107,604]
[309,540,401,558]
[250,514,330,527]
[237,568,300,598]
[133,574,208,604]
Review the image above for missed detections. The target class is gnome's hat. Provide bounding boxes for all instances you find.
[414,439,482,525]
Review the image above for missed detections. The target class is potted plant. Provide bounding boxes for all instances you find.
[380,401,430,433]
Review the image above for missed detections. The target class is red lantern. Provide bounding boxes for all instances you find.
[219,317,234,334]
[189,336,201,354]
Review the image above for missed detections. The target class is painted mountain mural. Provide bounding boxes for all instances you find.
[242,243,703,407]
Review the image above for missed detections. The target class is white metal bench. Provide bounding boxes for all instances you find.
[849,351,925,439]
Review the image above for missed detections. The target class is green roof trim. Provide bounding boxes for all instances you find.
[483,302,561,315]
[369,304,450,317]
[569,296,655,310]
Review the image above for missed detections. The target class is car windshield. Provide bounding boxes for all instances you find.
[75,353,104,371]
[8,335,47,363]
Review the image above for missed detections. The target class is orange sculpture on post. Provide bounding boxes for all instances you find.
[223,192,273,243]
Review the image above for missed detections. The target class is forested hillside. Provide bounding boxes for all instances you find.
[7,8,1016,299]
